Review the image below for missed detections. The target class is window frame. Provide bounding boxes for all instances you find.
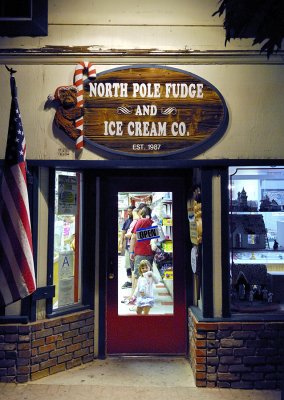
[46,168,89,318]
[0,0,48,37]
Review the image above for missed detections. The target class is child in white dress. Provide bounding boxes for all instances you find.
[133,259,159,315]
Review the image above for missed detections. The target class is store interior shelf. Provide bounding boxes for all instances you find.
[232,259,284,264]
[232,248,284,253]
[231,211,284,215]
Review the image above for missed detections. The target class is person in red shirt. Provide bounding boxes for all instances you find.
[129,206,154,279]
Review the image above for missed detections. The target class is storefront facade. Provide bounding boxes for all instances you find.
[0,0,284,389]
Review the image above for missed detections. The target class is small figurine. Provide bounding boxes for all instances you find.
[268,292,273,303]
[238,283,246,300]
[249,288,254,302]
[273,240,279,250]
[236,188,249,211]
[262,287,268,301]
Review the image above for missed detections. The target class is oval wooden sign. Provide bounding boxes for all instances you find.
[83,65,228,157]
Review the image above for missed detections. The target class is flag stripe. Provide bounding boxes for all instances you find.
[0,282,8,306]
[0,209,32,294]
[0,198,35,294]
[4,164,33,249]
[0,241,22,303]
[0,267,14,305]
[0,240,29,304]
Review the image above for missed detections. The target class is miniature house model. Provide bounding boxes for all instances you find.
[232,263,270,294]
[230,214,267,249]
[231,264,275,311]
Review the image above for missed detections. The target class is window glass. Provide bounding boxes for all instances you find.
[118,191,174,316]
[53,171,82,310]
[229,166,284,313]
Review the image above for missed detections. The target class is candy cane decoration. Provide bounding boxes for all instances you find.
[74,61,96,149]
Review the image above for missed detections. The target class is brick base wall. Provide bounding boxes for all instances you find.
[0,310,94,383]
[189,309,284,389]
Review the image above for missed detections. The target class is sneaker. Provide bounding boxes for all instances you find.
[121,282,132,289]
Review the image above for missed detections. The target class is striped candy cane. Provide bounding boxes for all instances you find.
[74,61,96,149]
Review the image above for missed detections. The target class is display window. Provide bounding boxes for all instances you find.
[229,166,284,313]
[117,191,173,316]
[52,170,82,310]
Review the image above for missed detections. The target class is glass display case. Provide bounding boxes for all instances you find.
[229,166,284,312]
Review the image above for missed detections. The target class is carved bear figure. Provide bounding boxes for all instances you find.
[51,86,83,140]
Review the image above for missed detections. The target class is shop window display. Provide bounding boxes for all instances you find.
[229,166,284,313]
[53,171,82,310]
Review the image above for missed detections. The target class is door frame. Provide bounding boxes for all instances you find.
[96,169,193,358]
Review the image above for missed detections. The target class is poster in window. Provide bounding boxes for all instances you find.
[58,175,77,215]
[58,278,74,307]
[58,251,74,307]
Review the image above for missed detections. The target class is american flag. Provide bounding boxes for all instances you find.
[0,75,36,307]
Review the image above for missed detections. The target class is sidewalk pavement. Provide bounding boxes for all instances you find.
[0,357,282,400]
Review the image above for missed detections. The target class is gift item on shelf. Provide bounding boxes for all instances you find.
[230,263,278,312]
[163,267,173,280]
[230,214,267,250]
[163,240,173,253]
[231,187,258,212]
[259,195,281,211]
[231,263,271,299]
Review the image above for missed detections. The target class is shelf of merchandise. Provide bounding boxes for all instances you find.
[154,195,173,297]
[162,198,173,297]
[232,249,284,262]
[229,166,284,306]
[230,207,284,264]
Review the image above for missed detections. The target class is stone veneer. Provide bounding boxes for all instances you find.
[0,310,94,383]
[189,309,284,389]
